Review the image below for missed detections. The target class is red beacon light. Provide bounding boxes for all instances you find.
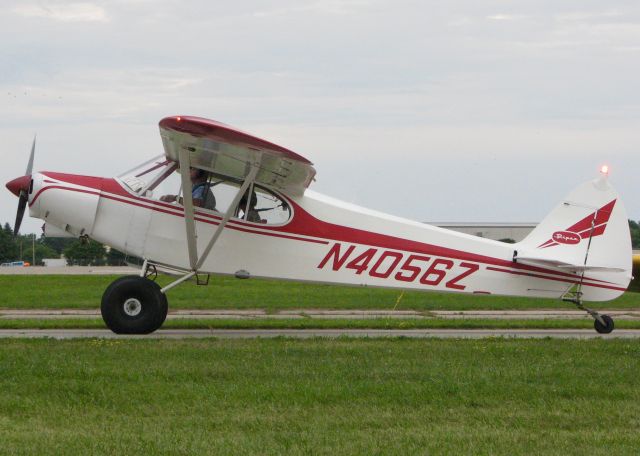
[600,165,609,175]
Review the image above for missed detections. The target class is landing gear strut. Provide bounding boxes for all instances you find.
[563,288,614,334]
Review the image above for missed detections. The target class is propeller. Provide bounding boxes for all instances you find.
[6,136,36,236]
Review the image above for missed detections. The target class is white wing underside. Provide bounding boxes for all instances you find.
[159,116,316,197]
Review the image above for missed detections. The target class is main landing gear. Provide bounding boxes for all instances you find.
[101,275,168,334]
[101,260,210,334]
[563,288,614,334]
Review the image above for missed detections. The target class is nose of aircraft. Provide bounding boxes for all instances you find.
[6,175,31,197]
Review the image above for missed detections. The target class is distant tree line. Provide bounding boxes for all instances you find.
[629,220,640,249]
[0,222,141,266]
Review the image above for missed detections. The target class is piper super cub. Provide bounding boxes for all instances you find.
[5,116,633,334]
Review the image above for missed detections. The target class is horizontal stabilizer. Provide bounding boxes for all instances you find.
[514,254,626,273]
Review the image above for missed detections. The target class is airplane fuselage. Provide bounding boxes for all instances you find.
[27,171,627,302]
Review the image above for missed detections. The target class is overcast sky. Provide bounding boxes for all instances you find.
[1,0,639,235]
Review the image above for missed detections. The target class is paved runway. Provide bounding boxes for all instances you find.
[1,328,639,339]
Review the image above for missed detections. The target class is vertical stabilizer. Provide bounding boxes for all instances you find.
[515,174,632,301]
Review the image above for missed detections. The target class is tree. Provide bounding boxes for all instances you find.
[0,224,61,264]
[629,220,640,249]
[105,247,143,266]
[0,223,18,263]
[21,238,59,265]
[41,236,76,255]
[63,239,107,266]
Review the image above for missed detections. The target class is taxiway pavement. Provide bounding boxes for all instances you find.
[1,328,639,339]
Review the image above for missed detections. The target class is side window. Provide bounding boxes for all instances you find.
[150,168,236,215]
[148,167,219,212]
[237,185,290,225]
[209,180,241,214]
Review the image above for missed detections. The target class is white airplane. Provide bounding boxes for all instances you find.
[6,116,633,334]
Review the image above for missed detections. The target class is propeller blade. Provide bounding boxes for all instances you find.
[11,136,36,236]
[14,193,28,236]
[25,135,36,176]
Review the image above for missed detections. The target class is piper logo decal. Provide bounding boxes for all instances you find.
[552,231,581,245]
[539,199,616,249]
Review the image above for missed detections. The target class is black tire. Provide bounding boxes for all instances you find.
[594,314,614,334]
[101,275,168,334]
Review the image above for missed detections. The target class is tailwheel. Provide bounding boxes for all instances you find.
[101,275,168,334]
[594,314,614,334]
[563,286,615,334]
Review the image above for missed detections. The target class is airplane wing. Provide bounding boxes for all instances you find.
[159,116,316,196]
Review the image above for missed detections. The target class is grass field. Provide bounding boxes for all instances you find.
[1,274,638,311]
[0,338,638,455]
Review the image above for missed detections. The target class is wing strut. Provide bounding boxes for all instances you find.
[178,149,199,270]
[157,153,261,294]
[196,159,260,270]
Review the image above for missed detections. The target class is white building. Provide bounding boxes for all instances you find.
[42,258,67,267]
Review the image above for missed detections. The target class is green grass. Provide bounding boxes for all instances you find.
[3,317,640,330]
[0,338,639,455]
[1,274,638,311]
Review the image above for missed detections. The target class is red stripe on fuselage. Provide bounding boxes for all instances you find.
[36,174,621,290]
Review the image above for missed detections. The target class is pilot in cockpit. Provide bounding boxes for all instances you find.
[160,167,216,210]
[237,190,263,223]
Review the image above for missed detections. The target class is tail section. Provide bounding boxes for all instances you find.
[515,174,632,301]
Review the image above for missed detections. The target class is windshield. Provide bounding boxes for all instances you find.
[117,155,180,197]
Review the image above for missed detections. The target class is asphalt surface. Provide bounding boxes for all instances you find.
[1,328,638,339]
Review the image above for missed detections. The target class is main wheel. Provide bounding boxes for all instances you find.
[101,275,168,334]
[594,314,614,334]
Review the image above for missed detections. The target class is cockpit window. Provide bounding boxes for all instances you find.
[117,157,291,225]
[210,180,291,225]
[236,184,291,225]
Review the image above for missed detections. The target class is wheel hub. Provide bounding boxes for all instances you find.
[123,298,142,317]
